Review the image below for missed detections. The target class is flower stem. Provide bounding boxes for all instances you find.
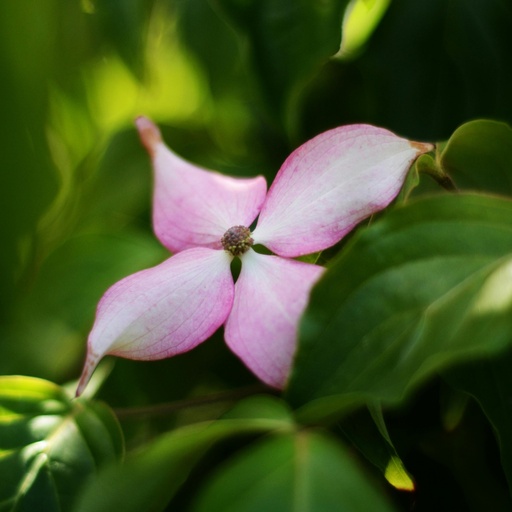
[113,384,276,420]
[415,153,459,192]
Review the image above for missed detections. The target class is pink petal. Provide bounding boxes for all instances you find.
[224,251,324,389]
[136,117,267,253]
[252,125,433,257]
[76,248,233,396]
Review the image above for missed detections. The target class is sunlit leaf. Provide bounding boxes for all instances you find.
[368,404,414,491]
[384,456,414,492]
[0,376,123,512]
[339,0,391,58]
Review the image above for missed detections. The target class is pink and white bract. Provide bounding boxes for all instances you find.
[76,118,432,395]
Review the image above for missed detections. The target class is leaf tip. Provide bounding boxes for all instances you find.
[384,455,416,492]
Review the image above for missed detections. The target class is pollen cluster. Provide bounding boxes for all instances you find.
[221,225,254,256]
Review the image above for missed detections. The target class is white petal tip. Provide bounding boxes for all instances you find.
[136,116,162,157]
[75,351,101,397]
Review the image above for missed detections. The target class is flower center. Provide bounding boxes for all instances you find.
[221,225,254,256]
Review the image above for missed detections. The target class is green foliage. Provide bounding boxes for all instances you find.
[446,353,512,493]
[0,1,59,316]
[356,0,512,139]
[289,194,512,413]
[74,396,294,512]
[73,395,397,512]
[192,431,398,512]
[0,376,123,512]
[215,0,350,132]
[440,119,512,194]
[93,0,153,76]
[340,404,415,492]
[2,0,512,509]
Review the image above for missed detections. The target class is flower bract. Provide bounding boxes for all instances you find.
[76,117,432,395]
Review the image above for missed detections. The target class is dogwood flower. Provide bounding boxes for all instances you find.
[76,117,432,396]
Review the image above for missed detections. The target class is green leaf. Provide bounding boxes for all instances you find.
[288,194,512,419]
[350,0,512,139]
[79,127,154,229]
[93,0,153,77]
[339,0,391,58]
[0,376,123,512]
[222,395,294,423]
[367,404,414,491]
[175,0,242,98]
[2,232,167,381]
[445,351,512,494]
[0,0,59,316]
[73,396,294,512]
[216,0,350,131]
[337,406,414,492]
[440,120,512,196]
[30,232,166,331]
[192,431,397,512]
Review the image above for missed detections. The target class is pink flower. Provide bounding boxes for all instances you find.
[76,118,432,396]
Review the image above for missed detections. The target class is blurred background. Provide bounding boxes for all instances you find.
[1,0,511,409]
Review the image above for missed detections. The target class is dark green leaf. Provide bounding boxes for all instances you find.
[445,351,512,495]
[222,395,294,423]
[440,120,512,196]
[288,194,512,419]
[79,127,153,229]
[0,1,59,317]
[73,396,294,512]
[216,0,350,130]
[1,232,167,381]
[192,431,397,512]
[0,376,123,512]
[175,0,242,98]
[307,0,512,140]
[30,232,167,331]
[94,0,154,76]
